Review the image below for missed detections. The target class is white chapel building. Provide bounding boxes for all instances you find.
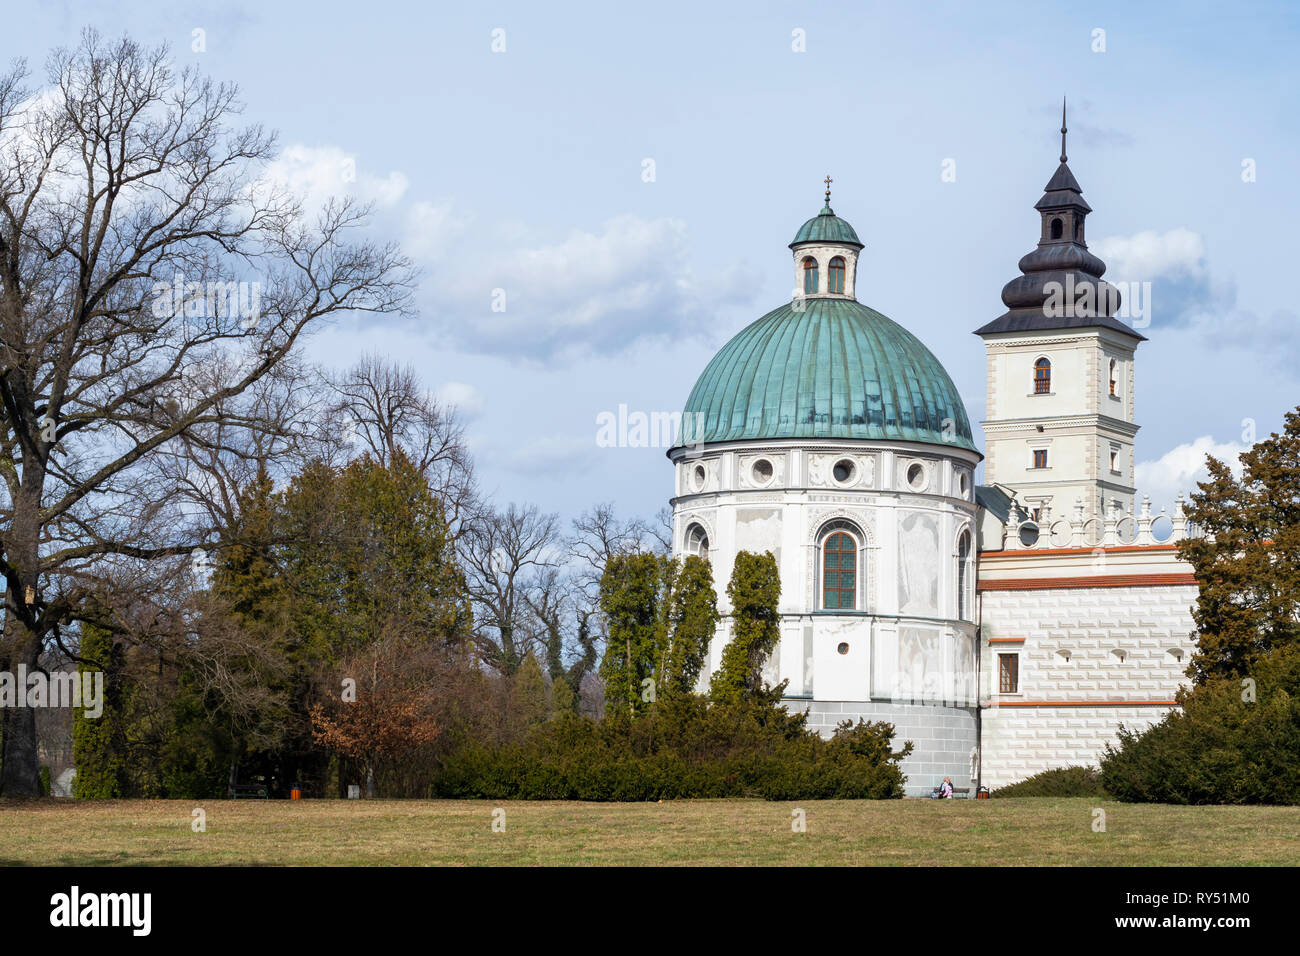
[667,124,1198,794]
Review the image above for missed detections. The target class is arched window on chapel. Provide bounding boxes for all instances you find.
[685,523,710,559]
[819,522,861,610]
[956,530,973,622]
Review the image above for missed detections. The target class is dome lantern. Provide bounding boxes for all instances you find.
[789,176,863,300]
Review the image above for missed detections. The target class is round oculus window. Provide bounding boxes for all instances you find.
[906,462,925,490]
[837,642,849,655]
[691,464,706,492]
[752,458,774,484]
[832,458,856,484]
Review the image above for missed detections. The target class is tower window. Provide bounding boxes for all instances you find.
[802,256,818,294]
[1032,449,1048,469]
[821,530,857,610]
[998,654,1019,694]
[1109,359,1117,396]
[828,256,846,294]
[1110,448,1119,472]
[1050,217,1063,240]
[1033,357,1051,394]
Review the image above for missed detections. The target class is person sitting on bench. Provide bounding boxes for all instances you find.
[931,777,954,799]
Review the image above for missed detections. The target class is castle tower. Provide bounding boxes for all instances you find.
[973,103,1145,524]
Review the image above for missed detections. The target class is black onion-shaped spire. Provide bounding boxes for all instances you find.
[974,102,1144,341]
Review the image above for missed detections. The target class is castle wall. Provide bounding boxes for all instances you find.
[977,548,1198,788]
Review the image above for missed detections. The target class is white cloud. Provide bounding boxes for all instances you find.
[1091,228,1206,283]
[259,144,408,213]
[498,433,597,475]
[435,381,484,418]
[1091,228,1238,330]
[429,214,758,359]
[404,200,470,261]
[1135,435,1246,510]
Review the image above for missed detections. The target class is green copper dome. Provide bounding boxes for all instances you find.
[678,297,976,451]
[790,204,863,247]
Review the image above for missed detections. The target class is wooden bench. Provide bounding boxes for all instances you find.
[228,782,269,799]
[931,786,972,799]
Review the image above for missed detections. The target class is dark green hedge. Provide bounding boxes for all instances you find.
[433,695,911,801]
[994,765,1106,798]
[1100,645,1300,805]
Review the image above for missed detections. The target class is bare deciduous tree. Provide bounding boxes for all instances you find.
[523,565,598,704]
[570,501,659,603]
[0,33,412,794]
[459,502,563,674]
[145,353,331,537]
[328,353,476,531]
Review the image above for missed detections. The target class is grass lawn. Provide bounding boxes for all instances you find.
[1,797,1298,866]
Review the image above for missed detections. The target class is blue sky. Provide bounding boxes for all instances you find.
[12,1,1300,524]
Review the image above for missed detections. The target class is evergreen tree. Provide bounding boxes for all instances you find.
[550,673,576,715]
[280,451,471,661]
[599,552,721,714]
[209,466,298,762]
[661,555,719,695]
[711,551,782,704]
[1181,407,1300,682]
[72,624,126,799]
[511,652,551,730]
[598,552,662,716]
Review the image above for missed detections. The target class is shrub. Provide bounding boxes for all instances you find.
[994,765,1106,798]
[432,699,911,801]
[1099,644,1300,804]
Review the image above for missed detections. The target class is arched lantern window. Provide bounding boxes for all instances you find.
[802,256,818,294]
[828,256,845,294]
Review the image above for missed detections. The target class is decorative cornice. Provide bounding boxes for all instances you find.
[985,699,1180,708]
[979,572,1196,591]
[979,543,1182,559]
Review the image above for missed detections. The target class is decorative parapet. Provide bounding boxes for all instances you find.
[999,493,1201,551]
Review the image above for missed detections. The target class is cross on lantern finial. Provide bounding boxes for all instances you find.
[1060,96,1068,164]
[824,175,833,204]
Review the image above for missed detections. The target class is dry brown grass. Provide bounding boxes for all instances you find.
[2,797,1298,866]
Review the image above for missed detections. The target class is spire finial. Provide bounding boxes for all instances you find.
[823,174,833,205]
[1060,96,1068,164]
